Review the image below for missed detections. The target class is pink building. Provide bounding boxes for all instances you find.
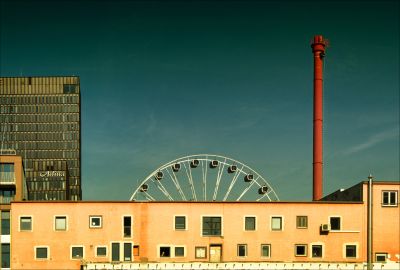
[9,181,399,270]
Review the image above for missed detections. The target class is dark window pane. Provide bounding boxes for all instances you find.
[112,243,120,261]
[175,216,186,230]
[330,217,341,230]
[123,216,132,237]
[1,211,10,235]
[312,245,322,258]
[175,247,184,257]
[20,217,32,231]
[72,247,83,258]
[124,243,132,261]
[160,247,170,257]
[36,247,48,259]
[202,217,221,236]
[96,247,107,257]
[346,245,357,258]
[1,244,10,267]
[245,217,256,231]
[238,245,247,257]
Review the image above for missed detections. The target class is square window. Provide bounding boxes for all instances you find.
[195,246,207,259]
[295,244,307,256]
[271,216,282,231]
[245,217,256,231]
[296,216,308,228]
[96,247,107,257]
[71,246,83,259]
[312,245,323,258]
[89,216,102,228]
[175,216,186,230]
[160,246,171,257]
[35,247,48,259]
[330,217,341,230]
[375,253,387,262]
[20,216,32,231]
[261,244,271,257]
[237,244,247,257]
[345,245,357,258]
[175,246,185,257]
[55,216,67,231]
[202,216,222,236]
[382,191,398,206]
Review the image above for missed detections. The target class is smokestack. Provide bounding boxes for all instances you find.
[311,35,327,201]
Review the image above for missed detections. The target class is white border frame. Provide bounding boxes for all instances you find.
[270,215,284,231]
[243,215,257,231]
[19,215,33,232]
[173,215,188,231]
[122,215,133,238]
[260,244,271,258]
[95,245,108,258]
[310,242,325,259]
[237,244,248,258]
[54,215,68,231]
[294,244,308,257]
[173,245,186,257]
[201,215,223,237]
[70,245,85,260]
[110,241,121,262]
[34,245,50,260]
[296,215,308,229]
[382,190,398,207]
[89,215,102,229]
[343,243,359,259]
[122,241,134,262]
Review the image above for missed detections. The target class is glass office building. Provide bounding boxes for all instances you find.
[0,76,81,200]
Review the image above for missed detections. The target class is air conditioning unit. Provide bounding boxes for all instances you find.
[321,224,330,232]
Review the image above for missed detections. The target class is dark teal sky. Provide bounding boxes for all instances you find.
[1,0,398,201]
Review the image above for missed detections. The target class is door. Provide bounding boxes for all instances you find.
[209,244,222,262]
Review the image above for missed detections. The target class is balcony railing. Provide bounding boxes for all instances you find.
[0,172,15,184]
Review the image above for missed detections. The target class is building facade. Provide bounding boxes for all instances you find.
[9,182,399,270]
[0,76,81,200]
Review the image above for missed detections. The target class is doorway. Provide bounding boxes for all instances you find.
[209,244,222,262]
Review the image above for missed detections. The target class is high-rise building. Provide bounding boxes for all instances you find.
[0,76,81,200]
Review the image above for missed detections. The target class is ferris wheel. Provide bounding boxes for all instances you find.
[130,154,279,202]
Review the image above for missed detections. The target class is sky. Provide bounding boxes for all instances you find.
[0,0,398,201]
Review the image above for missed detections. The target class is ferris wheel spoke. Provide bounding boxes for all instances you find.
[154,180,174,201]
[212,158,227,201]
[183,162,197,201]
[201,160,208,201]
[236,180,256,201]
[166,168,187,201]
[256,192,269,202]
[223,165,244,201]
[143,191,156,201]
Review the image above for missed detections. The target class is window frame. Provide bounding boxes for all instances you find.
[261,244,271,258]
[344,243,358,259]
[237,244,247,257]
[174,215,187,231]
[195,246,207,259]
[375,252,388,262]
[89,215,102,229]
[270,216,283,231]
[329,216,341,231]
[159,245,172,258]
[244,216,256,231]
[19,215,33,232]
[95,246,107,258]
[122,215,133,238]
[296,216,308,229]
[295,244,308,257]
[35,246,49,260]
[382,190,398,206]
[70,245,84,260]
[310,243,324,258]
[54,215,68,231]
[201,215,223,237]
[174,246,186,257]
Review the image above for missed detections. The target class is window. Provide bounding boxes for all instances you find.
[271,216,282,231]
[123,216,132,237]
[202,216,222,236]
[160,246,171,257]
[124,243,132,261]
[375,253,388,262]
[261,244,271,257]
[55,216,67,231]
[1,243,10,268]
[111,243,120,261]
[35,247,48,259]
[245,216,256,231]
[1,211,10,235]
[237,244,247,257]
[133,245,140,256]
[195,246,207,259]
[330,217,341,230]
[175,246,185,257]
[311,245,323,258]
[71,246,84,259]
[174,216,186,230]
[296,216,308,228]
[382,191,398,206]
[20,216,32,231]
[345,245,357,258]
[295,244,307,256]
[89,216,102,228]
[96,246,107,257]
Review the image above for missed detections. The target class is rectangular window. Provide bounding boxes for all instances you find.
[345,245,357,258]
[123,216,132,237]
[89,216,102,228]
[1,211,10,235]
[71,246,84,259]
[175,216,186,230]
[20,216,32,231]
[124,243,132,261]
[1,243,10,268]
[271,216,282,231]
[261,244,271,257]
[375,253,388,262]
[111,243,120,261]
[96,246,107,257]
[55,216,67,231]
[296,216,308,228]
[175,246,185,257]
[195,246,207,259]
[330,217,341,230]
[160,246,171,257]
[237,244,247,257]
[295,244,307,256]
[382,191,398,206]
[245,216,256,231]
[35,247,48,259]
[202,216,222,236]
[312,245,323,258]
[133,245,140,257]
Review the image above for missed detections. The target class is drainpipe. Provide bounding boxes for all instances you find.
[367,174,373,270]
